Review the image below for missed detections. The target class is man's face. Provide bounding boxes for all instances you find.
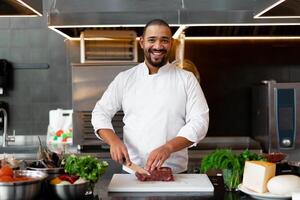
[139,25,173,68]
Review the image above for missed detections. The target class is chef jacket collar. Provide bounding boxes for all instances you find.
[141,62,171,76]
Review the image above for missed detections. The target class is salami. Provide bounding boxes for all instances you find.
[135,167,174,181]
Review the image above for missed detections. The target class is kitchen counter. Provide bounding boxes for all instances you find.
[90,160,259,200]
[0,136,265,199]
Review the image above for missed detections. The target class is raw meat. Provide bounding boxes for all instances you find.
[135,167,174,181]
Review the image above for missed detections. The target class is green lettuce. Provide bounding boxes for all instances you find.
[64,154,108,183]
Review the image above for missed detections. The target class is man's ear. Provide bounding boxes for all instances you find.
[139,36,144,49]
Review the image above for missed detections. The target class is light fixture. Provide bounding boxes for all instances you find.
[185,36,300,40]
[16,0,42,16]
[0,0,42,17]
[48,24,182,40]
[173,25,189,39]
[254,0,300,19]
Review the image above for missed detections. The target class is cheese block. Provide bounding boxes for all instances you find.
[242,160,276,193]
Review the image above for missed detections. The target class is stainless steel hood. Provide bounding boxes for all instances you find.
[0,0,43,16]
[48,0,300,39]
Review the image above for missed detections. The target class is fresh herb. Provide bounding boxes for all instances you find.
[64,154,108,183]
[238,149,266,169]
[200,149,240,173]
[200,149,265,190]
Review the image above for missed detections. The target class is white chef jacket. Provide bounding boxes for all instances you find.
[91,62,209,173]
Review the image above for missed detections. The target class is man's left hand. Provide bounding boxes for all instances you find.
[145,144,172,172]
[144,136,194,172]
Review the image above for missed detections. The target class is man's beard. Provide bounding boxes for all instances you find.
[144,48,169,68]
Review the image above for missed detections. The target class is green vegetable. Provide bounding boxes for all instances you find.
[238,149,266,169]
[64,154,108,183]
[200,149,265,190]
[200,149,240,173]
[223,168,241,192]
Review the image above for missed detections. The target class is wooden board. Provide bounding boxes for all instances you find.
[108,174,214,192]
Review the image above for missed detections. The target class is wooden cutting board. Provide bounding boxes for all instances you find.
[108,174,214,192]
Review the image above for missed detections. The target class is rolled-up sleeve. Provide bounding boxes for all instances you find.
[91,73,124,138]
[177,73,209,146]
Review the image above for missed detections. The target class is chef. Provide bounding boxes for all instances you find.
[91,19,209,174]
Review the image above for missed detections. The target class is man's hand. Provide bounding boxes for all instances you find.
[98,129,131,165]
[109,138,131,165]
[145,136,194,172]
[145,144,172,172]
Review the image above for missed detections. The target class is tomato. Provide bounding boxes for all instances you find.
[55,130,64,137]
[0,166,13,177]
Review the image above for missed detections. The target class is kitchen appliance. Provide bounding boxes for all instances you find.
[80,30,138,63]
[72,62,137,149]
[252,80,300,155]
[108,174,214,192]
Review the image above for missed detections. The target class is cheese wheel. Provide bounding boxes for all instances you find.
[267,175,300,195]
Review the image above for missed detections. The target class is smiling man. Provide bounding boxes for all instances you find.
[91,19,209,174]
[140,20,172,72]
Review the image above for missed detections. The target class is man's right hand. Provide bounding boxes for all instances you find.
[98,129,131,165]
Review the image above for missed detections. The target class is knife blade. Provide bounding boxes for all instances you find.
[125,162,151,175]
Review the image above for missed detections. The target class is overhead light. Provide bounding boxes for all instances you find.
[254,0,300,19]
[254,0,286,18]
[48,26,73,40]
[48,24,181,40]
[16,0,42,16]
[49,22,300,40]
[173,25,189,39]
[0,0,42,17]
[184,22,300,26]
[185,36,300,40]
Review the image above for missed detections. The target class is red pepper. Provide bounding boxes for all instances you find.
[55,130,64,137]
[58,174,79,184]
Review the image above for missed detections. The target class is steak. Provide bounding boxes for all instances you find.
[135,167,174,181]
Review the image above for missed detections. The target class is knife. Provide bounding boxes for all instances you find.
[125,162,151,175]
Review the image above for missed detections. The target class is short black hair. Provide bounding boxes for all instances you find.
[142,19,172,36]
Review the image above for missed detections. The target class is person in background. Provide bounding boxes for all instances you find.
[91,19,209,174]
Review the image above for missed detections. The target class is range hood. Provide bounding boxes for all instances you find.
[48,0,300,39]
[0,0,43,17]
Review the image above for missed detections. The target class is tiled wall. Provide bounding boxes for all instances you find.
[0,0,71,135]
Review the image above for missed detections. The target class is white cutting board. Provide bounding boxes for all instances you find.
[108,174,214,192]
